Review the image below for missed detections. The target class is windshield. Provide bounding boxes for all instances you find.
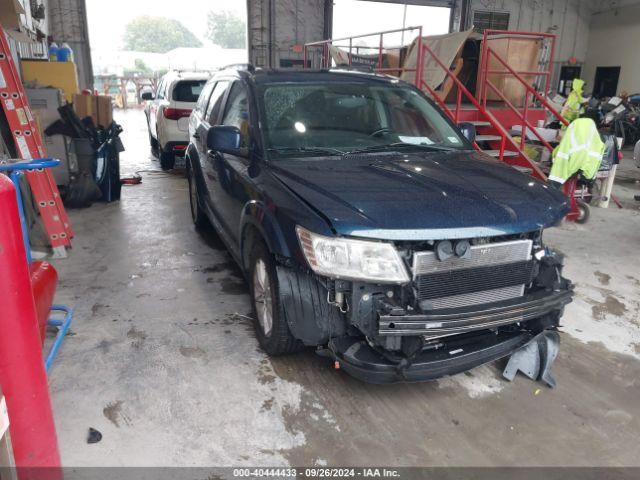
[259,82,470,159]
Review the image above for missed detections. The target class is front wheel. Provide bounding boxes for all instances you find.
[249,241,301,355]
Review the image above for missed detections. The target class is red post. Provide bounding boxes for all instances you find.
[415,27,424,87]
[521,91,529,150]
[0,175,62,478]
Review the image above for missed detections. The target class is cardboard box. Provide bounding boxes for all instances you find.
[96,95,113,127]
[483,37,543,107]
[73,93,95,120]
[0,0,25,30]
[73,93,113,128]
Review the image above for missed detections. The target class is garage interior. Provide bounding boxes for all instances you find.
[1,0,640,476]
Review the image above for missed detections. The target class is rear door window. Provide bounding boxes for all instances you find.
[196,82,215,114]
[172,80,207,103]
[222,82,249,147]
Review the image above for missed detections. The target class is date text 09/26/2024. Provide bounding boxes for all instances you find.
[232,468,401,478]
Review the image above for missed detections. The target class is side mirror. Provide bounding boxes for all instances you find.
[141,91,154,101]
[207,125,241,155]
[458,122,476,143]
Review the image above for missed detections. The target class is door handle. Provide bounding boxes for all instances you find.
[193,132,200,140]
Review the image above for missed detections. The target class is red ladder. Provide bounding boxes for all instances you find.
[0,25,73,257]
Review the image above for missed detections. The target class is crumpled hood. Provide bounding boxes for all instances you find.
[270,151,570,240]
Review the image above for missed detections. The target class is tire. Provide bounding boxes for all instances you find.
[575,199,590,224]
[149,135,159,158]
[160,150,175,170]
[249,240,301,355]
[187,159,209,229]
[147,121,159,158]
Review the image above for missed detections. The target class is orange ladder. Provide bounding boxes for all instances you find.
[0,25,73,257]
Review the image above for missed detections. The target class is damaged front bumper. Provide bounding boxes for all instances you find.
[277,235,574,385]
[377,289,573,337]
[327,331,530,384]
[326,288,573,384]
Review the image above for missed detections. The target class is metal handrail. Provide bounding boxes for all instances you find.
[479,30,558,108]
[303,26,424,85]
[485,80,555,152]
[420,42,548,180]
[420,45,499,152]
[485,48,568,129]
[304,26,423,47]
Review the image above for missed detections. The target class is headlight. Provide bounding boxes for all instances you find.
[296,226,410,283]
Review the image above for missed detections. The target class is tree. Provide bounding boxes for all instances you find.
[124,58,153,76]
[205,11,246,49]
[134,58,151,73]
[123,16,202,53]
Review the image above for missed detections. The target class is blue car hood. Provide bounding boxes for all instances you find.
[270,151,570,241]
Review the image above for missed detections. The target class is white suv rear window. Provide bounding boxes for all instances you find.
[172,80,207,103]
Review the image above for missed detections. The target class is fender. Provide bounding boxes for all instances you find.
[239,200,293,269]
[185,145,206,190]
[185,143,199,171]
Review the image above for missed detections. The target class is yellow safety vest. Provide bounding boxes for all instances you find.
[561,78,585,128]
[550,118,604,184]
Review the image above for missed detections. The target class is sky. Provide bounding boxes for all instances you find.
[85,0,247,51]
[333,1,451,46]
[85,0,450,52]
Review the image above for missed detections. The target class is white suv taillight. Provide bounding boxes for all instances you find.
[163,107,192,120]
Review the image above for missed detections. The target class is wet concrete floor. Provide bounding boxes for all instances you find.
[49,109,640,467]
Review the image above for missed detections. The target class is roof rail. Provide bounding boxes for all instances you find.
[168,69,210,76]
[333,64,376,74]
[220,63,255,72]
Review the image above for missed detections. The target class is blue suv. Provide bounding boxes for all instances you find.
[186,66,573,384]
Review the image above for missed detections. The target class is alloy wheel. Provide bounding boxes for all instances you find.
[253,258,273,337]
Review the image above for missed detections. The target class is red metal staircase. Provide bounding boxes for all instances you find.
[304,28,569,183]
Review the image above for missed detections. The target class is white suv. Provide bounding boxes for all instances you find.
[143,71,210,170]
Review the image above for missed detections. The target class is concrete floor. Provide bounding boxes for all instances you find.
[48,109,640,467]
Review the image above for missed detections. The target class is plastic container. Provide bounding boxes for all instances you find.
[57,43,73,62]
[48,42,59,61]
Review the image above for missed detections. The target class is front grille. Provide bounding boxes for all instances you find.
[415,261,534,301]
[425,285,525,310]
[412,239,533,311]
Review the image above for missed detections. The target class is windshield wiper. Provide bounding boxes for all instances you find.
[268,146,345,156]
[345,143,460,155]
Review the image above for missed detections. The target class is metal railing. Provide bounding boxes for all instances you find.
[303,27,560,180]
[478,30,569,154]
[303,26,424,86]
[418,39,547,179]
